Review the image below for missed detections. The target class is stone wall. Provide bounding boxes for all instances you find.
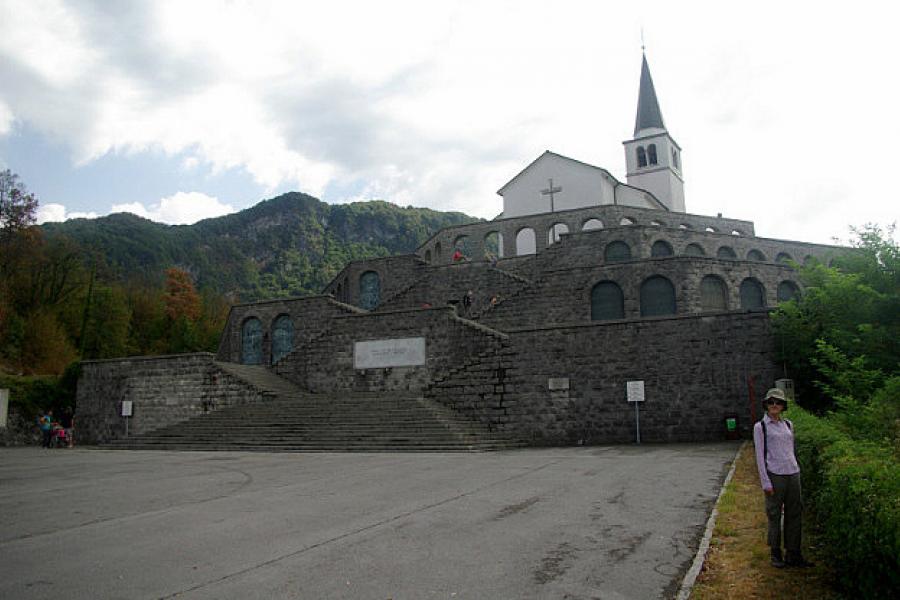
[216,296,363,364]
[76,353,267,444]
[321,255,426,307]
[273,307,507,393]
[427,311,778,444]
[416,205,756,264]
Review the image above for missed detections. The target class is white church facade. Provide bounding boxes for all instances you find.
[499,52,686,228]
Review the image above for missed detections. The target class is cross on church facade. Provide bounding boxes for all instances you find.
[541,178,562,212]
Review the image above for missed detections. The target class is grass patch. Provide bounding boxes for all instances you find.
[690,442,844,599]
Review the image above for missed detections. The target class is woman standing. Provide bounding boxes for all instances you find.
[753,388,813,568]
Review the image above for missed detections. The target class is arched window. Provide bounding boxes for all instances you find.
[582,218,604,231]
[515,227,536,256]
[640,275,676,316]
[672,148,680,169]
[700,275,728,312]
[434,242,442,261]
[650,220,665,227]
[777,281,801,303]
[651,240,674,257]
[271,315,293,364]
[747,249,766,262]
[424,249,432,263]
[647,144,658,165]
[731,230,743,236]
[637,146,648,167]
[684,243,706,257]
[604,241,632,262]
[548,223,569,245]
[241,318,263,365]
[484,231,502,259]
[679,223,692,230]
[717,246,737,259]
[620,217,636,226]
[453,235,472,259]
[336,283,342,300]
[775,252,793,265]
[590,281,624,321]
[359,271,381,310]
[740,278,766,309]
[705,226,717,233]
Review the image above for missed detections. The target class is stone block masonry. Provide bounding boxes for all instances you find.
[427,311,777,444]
[273,306,507,394]
[76,353,268,444]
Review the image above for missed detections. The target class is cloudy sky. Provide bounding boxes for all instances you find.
[0,0,896,244]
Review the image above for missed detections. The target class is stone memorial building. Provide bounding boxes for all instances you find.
[77,54,844,451]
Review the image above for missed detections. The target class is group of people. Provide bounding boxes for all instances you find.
[37,408,75,448]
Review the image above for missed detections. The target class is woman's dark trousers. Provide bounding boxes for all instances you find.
[765,472,802,552]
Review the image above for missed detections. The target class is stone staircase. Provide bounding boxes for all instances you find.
[104,364,523,452]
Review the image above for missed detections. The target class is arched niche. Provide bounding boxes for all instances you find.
[241,317,263,365]
[359,271,381,310]
[651,240,674,257]
[717,246,737,259]
[515,227,536,256]
[620,217,636,226]
[700,275,728,312]
[740,278,766,309]
[582,218,604,231]
[590,281,624,321]
[424,249,432,263]
[747,249,766,262]
[775,252,794,265]
[271,314,294,364]
[604,241,632,262]
[777,281,801,303]
[640,275,676,316]
[684,243,706,257]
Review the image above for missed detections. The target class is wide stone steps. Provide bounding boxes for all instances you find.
[105,392,523,452]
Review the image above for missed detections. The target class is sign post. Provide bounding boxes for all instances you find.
[121,400,133,437]
[626,380,645,444]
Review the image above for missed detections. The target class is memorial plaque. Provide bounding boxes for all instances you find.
[354,337,426,369]
[548,378,570,390]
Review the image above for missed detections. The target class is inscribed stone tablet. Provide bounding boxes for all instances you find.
[548,378,570,390]
[354,338,426,369]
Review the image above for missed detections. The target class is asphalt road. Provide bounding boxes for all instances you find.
[0,444,738,600]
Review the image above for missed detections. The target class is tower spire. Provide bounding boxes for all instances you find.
[634,52,666,136]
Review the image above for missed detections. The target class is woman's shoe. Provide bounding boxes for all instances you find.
[770,548,786,568]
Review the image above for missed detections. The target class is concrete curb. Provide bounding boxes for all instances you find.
[675,441,744,600]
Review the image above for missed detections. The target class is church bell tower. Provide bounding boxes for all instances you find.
[622,52,685,212]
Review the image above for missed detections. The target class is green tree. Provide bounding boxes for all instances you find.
[772,225,900,410]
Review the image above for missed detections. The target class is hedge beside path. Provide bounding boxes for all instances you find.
[791,408,900,599]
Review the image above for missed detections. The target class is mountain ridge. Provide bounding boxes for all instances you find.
[41,192,479,301]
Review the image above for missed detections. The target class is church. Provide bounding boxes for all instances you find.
[75,54,845,450]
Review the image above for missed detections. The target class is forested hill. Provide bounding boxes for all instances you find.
[41,193,478,301]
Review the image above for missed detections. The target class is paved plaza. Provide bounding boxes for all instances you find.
[0,444,737,599]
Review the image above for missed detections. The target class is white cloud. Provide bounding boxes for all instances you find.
[112,191,234,225]
[36,203,98,223]
[2,1,900,244]
[0,99,12,135]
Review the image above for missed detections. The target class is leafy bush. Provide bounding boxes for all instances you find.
[0,361,80,422]
[792,407,900,598]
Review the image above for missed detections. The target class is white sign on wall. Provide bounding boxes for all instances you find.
[354,337,426,369]
[626,380,645,403]
[121,400,133,417]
